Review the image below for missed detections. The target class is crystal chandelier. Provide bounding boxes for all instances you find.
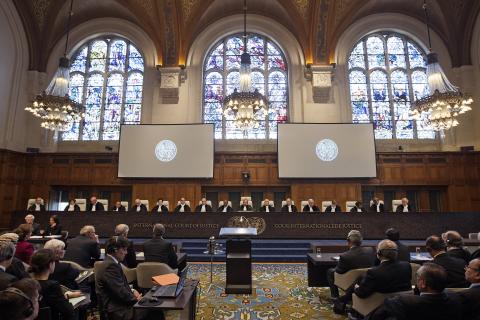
[222,0,268,136]
[25,0,84,132]
[410,0,472,131]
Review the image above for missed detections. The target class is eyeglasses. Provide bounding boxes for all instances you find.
[465,266,480,272]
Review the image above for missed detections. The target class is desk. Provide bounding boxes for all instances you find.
[28,235,62,244]
[99,251,187,269]
[134,279,198,320]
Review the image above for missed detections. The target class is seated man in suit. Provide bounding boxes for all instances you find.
[370,262,462,320]
[0,278,41,320]
[28,197,45,212]
[151,199,169,213]
[259,199,275,212]
[0,241,17,290]
[195,198,213,212]
[112,201,126,212]
[63,199,80,212]
[303,198,320,212]
[240,199,253,211]
[327,230,375,298]
[281,198,298,212]
[396,197,414,213]
[426,235,469,288]
[87,196,105,212]
[130,198,147,213]
[385,228,410,262]
[174,198,191,213]
[64,225,101,268]
[442,230,471,263]
[459,258,480,320]
[369,197,385,213]
[325,200,342,213]
[143,224,178,270]
[24,214,41,236]
[335,240,412,314]
[114,224,137,268]
[350,201,366,213]
[217,199,233,213]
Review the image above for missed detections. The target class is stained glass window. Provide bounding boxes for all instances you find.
[348,33,435,139]
[62,36,144,141]
[203,34,288,139]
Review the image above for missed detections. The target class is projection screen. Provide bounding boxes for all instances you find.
[278,123,376,178]
[118,124,214,178]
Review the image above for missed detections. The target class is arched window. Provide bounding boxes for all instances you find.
[62,36,144,141]
[203,33,288,139]
[348,32,435,139]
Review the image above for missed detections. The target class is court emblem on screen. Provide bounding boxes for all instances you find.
[155,140,177,162]
[316,139,338,161]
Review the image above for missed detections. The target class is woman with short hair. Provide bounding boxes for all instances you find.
[44,239,79,290]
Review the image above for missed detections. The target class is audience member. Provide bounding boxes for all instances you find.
[217,199,233,213]
[443,230,471,263]
[0,278,41,320]
[143,224,178,270]
[259,199,275,212]
[114,224,137,268]
[45,215,62,236]
[0,233,29,279]
[28,197,45,212]
[87,196,104,212]
[396,197,414,213]
[0,241,17,290]
[195,198,213,212]
[370,263,462,320]
[281,198,298,212]
[112,201,126,212]
[303,199,320,212]
[64,225,100,268]
[13,224,34,264]
[63,199,80,212]
[458,258,480,320]
[426,235,469,288]
[151,199,168,213]
[44,239,79,290]
[327,230,375,298]
[130,199,147,213]
[369,197,385,213]
[385,228,410,262]
[350,201,366,213]
[30,249,78,320]
[240,199,253,211]
[325,200,341,213]
[24,214,41,236]
[174,198,191,212]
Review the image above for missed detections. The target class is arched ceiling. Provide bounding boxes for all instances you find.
[12,0,480,71]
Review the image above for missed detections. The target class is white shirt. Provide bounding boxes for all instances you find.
[92,203,96,211]
[403,205,409,212]
[243,205,247,211]
[179,204,185,212]
[309,206,313,212]
[265,206,270,213]
[222,206,228,212]
[287,205,292,212]
[0,265,5,272]
[114,207,119,212]
[376,203,381,212]
[200,205,206,212]
[136,206,141,212]
[331,205,336,212]
[68,205,75,211]
[35,204,41,211]
[157,204,162,212]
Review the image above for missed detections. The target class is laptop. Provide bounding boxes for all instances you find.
[152,266,189,298]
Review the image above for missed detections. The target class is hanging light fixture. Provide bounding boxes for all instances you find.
[410,0,473,131]
[25,0,84,132]
[222,0,269,136]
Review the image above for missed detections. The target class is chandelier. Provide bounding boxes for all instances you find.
[222,0,268,135]
[410,0,472,131]
[25,0,84,132]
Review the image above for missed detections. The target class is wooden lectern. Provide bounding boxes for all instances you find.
[219,227,257,294]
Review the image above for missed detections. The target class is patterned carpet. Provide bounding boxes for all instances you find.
[165,263,347,320]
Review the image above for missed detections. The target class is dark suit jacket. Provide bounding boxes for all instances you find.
[370,292,463,320]
[64,235,101,268]
[28,204,46,212]
[350,206,366,213]
[195,204,213,212]
[6,257,29,280]
[396,241,411,262]
[0,269,17,290]
[335,246,376,274]
[259,205,275,212]
[217,205,233,213]
[433,253,469,288]
[174,204,191,213]
[129,204,147,213]
[38,279,75,320]
[143,237,178,269]
[95,255,137,319]
[151,205,169,213]
[239,204,253,211]
[281,205,298,212]
[354,260,412,298]
[396,204,414,212]
[86,202,105,212]
[303,205,320,212]
[325,205,342,212]
[45,224,62,236]
[447,248,471,263]
[459,285,480,320]
[369,203,385,213]
[124,240,137,269]
[50,261,80,290]
[63,204,80,212]
[112,205,126,212]
[30,222,41,235]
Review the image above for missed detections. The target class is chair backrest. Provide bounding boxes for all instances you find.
[177,200,190,207]
[410,263,421,286]
[369,200,384,206]
[140,199,149,210]
[120,201,129,210]
[301,200,309,210]
[334,268,370,291]
[353,290,413,316]
[198,200,212,206]
[97,199,109,209]
[136,262,175,289]
[322,201,332,212]
[392,199,402,212]
[61,260,87,271]
[219,201,232,208]
[261,200,274,208]
[281,200,295,207]
[239,200,253,206]
[468,233,479,240]
[346,201,357,212]
[75,198,87,211]
[121,264,137,284]
[27,198,44,209]
[240,196,252,202]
